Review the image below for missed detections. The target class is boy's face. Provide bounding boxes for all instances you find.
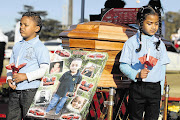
[71,97,85,109]
[142,14,159,36]
[70,60,82,73]
[20,16,40,41]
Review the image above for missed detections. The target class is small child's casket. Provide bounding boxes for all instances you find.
[59,21,137,88]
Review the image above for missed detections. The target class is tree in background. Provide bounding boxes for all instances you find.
[165,11,180,40]
[17,5,48,21]
[18,5,63,41]
[5,5,63,42]
[5,5,180,42]
[4,31,14,42]
[40,19,63,41]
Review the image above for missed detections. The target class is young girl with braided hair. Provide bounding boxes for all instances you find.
[119,0,170,119]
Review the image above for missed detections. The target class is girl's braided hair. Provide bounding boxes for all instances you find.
[136,0,163,52]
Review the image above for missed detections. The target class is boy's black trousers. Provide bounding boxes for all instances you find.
[128,81,161,120]
[7,88,38,120]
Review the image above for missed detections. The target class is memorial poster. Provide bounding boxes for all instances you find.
[27,49,108,119]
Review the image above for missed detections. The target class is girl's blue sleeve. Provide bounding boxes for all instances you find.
[119,63,139,82]
[160,65,166,95]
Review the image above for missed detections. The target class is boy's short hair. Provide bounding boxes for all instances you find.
[22,12,42,33]
[72,58,82,64]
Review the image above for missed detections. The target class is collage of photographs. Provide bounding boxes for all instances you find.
[26,49,108,119]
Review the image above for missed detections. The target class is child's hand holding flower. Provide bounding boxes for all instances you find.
[13,73,28,83]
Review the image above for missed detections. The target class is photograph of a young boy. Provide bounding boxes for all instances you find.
[46,58,83,115]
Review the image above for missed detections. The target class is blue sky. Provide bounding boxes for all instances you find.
[0,0,179,33]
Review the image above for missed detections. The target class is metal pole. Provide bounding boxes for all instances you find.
[107,87,115,120]
[81,0,85,23]
[163,85,169,120]
[68,0,73,26]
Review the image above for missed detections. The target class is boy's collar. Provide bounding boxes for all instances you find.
[69,70,80,76]
[22,35,39,44]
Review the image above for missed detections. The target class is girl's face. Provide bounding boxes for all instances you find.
[54,63,60,68]
[142,14,159,36]
[20,16,40,41]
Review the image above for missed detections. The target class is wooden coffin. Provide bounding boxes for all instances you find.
[59,21,137,88]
